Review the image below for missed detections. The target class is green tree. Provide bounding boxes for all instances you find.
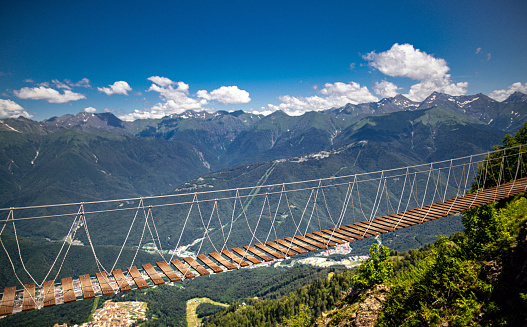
[280,304,311,327]
[355,243,394,288]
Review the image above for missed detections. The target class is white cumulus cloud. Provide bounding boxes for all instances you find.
[120,77,252,121]
[364,43,467,101]
[119,78,207,121]
[74,78,91,88]
[147,76,175,87]
[198,86,251,104]
[264,82,378,116]
[0,99,32,118]
[52,79,72,90]
[14,86,86,103]
[488,82,527,102]
[373,81,400,98]
[84,107,97,113]
[97,81,132,96]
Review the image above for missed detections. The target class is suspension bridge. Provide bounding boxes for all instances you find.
[0,145,526,316]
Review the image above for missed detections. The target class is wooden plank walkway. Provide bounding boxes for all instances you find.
[79,274,95,299]
[62,277,76,303]
[21,283,36,312]
[96,272,115,296]
[1,176,526,315]
[0,286,16,316]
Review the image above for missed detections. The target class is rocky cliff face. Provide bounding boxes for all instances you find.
[316,284,390,327]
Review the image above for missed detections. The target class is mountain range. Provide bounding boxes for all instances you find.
[1,91,525,247]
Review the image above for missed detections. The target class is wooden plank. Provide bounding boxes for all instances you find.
[0,286,16,316]
[446,198,485,208]
[375,217,412,228]
[305,232,337,246]
[22,283,36,312]
[373,219,402,230]
[127,267,149,289]
[183,257,211,276]
[342,224,378,236]
[413,204,447,214]
[359,221,394,233]
[79,274,95,299]
[441,202,472,214]
[254,243,286,259]
[62,277,76,303]
[221,250,250,267]
[451,195,490,205]
[354,222,389,234]
[405,208,446,220]
[170,258,195,279]
[328,228,363,240]
[112,269,132,292]
[244,245,275,262]
[232,247,262,264]
[412,207,444,219]
[378,216,414,227]
[388,213,424,224]
[285,237,317,251]
[42,280,56,307]
[142,263,165,285]
[392,210,432,222]
[320,229,353,242]
[96,272,115,296]
[265,241,297,256]
[368,219,400,231]
[197,254,224,273]
[156,261,181,282]
[209,252,238,270]
[312,231,346,244]
[276,238,309,253]
[407,207,441,218]
[379,215,413,227]
[295,235,327,249]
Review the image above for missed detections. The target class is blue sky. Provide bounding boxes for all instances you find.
[1,0,526,121]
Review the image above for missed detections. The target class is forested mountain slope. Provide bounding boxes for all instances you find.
[202,126,527,327]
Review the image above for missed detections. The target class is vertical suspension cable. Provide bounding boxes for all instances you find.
[509,146,523,196]
[148,205,165,259]
[111,199,143,272]
[265,189,283,243]
[221,193,237,252]
[302,181,322,236]
[494,152,506,201]
[420,163,433,208]
[337,176,357,226]
[397,168,409,213]
[79,205,109,275]
[127,201,150,278]
[463,155,473,195]
[368,171,384,221]
[284,185,305,237]
[169,194,197,262]
[442,159,453,201]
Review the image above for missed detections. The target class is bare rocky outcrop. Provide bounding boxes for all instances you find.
[316,284,389,327]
